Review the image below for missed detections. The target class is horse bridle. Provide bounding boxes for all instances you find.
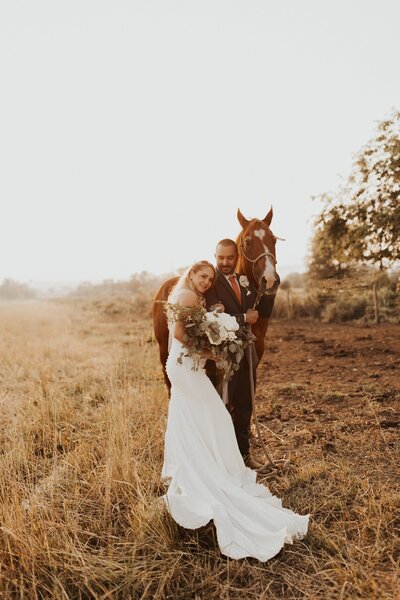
[239,237,277,275]
[238,236,280,303]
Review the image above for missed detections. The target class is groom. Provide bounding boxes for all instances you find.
[205,239,273,470]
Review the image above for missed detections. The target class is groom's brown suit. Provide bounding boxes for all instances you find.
[204,268,274,457]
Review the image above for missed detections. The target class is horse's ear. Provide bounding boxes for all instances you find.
[237,209,249,228]
[263,206,273,226]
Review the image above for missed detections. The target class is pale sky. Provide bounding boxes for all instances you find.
[1,0,400,283]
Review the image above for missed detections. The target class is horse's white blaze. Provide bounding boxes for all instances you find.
[262,243,277,289]
[252,228,278,289]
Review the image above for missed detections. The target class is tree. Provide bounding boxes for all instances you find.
[308,194,351,279]
[309,109,400,277]
[0,279,36,300]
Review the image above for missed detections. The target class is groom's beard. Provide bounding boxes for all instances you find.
[217,266,235,276]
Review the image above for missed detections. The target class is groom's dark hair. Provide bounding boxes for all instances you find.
[216,239,238,253]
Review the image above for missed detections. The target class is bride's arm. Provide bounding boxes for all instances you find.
[173,291,216,361]
[172,290,198,344]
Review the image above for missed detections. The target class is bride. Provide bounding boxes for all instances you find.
[161,260,309,561]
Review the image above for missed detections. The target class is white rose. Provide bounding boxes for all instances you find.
[205,311,239,332]
[239,275,249,288]
[214,312,239,332]
[205,311,220,324]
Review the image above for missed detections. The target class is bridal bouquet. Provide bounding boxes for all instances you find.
[165,302,256,381]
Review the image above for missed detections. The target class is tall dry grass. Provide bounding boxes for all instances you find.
[0,300,398,599]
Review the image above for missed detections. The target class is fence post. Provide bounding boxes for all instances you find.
[372,282,380,324]
[286,287,292,319]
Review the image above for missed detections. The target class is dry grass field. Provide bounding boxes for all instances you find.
[0,298,399,599]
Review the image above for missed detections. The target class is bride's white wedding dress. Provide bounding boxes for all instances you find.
[161,323,309,561]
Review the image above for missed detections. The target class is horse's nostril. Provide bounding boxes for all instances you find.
[260,273,280,296]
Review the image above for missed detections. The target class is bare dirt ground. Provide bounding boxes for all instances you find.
[254,320,399,482]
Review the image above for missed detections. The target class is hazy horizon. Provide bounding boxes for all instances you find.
[2,262,302,292]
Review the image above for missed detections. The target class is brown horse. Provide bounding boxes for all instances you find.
[235,207,281,360]
[152,207,281,389]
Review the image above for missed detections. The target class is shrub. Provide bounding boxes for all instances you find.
[273,290,324,320]
[321,296,369,322]
[0,279,36,300]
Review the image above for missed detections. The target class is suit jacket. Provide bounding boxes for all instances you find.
[204,269,274,324]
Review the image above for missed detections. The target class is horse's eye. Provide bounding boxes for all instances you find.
[245,236,252,246]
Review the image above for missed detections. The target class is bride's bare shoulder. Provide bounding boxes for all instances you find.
[174,289,199,307]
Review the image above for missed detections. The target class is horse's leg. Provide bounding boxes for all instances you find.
[159,340,171,393]
[154,319,171,393]
[255,338,265,363]
[152,275,179,395]
[252,318,270,362]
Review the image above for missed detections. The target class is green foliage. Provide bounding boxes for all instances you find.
[308,198,352,278]
[309,109,400,277]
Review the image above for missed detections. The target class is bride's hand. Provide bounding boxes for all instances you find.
[210,303,224,313]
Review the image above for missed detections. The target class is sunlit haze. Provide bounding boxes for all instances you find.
[1,0,400,284]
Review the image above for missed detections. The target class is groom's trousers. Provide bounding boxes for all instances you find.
[227,348,258,457]
[207,349,257,457]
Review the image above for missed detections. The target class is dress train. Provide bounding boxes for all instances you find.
[161,338,309,561]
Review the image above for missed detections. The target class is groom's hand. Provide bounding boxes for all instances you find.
[245,309,259,324]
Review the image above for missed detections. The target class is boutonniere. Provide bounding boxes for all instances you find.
[239,275,251,295]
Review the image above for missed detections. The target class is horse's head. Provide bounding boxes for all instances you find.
[236,207,281,296]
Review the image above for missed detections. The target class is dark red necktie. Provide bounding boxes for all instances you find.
[229,275,242,304]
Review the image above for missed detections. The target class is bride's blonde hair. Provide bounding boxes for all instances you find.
[168,260,216,305]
